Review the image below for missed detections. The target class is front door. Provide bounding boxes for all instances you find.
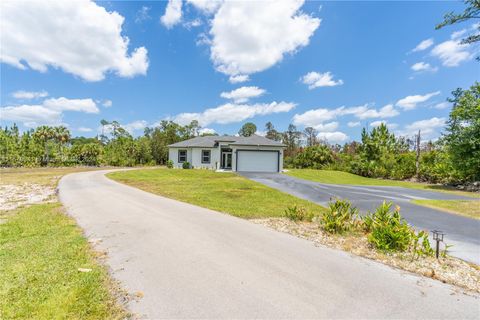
[222,152,232,169]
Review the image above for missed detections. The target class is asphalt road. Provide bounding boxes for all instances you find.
[240,172,480,264]
[59,170,479,319]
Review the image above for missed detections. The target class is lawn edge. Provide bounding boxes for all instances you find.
[411,199,479,220]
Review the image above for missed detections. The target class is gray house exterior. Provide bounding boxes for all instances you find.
[168,135,285,172]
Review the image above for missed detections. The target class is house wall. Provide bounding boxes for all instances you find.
[168,147,219,169]
[231,145,284,172]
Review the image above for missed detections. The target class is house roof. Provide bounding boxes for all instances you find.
[168,135,285,148]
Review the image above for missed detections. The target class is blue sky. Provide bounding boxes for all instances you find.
[1,0,478,143]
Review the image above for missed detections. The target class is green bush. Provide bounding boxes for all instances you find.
[284,205,314,222]
[320,199,359,234]
[182,161,191,169]
[363,201,433,257]
[293,145,334,169]
[166,160,174,169]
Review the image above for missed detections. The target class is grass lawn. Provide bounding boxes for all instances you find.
[411,199,480,220]
[285,169,480,198]
[108,168,327,219]
[0,203,126,319]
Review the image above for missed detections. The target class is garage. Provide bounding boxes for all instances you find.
[236,150,279,172]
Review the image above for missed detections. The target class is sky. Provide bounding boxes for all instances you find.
[1,0,479,143]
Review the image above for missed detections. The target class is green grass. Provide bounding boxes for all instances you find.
[411,200,480,220]
[285,169,480,198]
[0,203,126,319]
[108,168,327,219]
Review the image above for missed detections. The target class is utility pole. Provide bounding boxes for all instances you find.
[415,130,421,180]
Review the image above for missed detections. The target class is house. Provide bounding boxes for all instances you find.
[168,135,285,172]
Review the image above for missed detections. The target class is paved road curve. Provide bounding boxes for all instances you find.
[59,170,479,319]
[240,172,480,264]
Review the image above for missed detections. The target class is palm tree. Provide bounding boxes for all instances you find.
[54,126,71,161]
[34,126,55,165]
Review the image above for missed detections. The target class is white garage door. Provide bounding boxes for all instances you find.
[236,150,279,172]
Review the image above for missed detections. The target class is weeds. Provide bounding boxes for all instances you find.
[284,205,314,222]
[320,199,359,234]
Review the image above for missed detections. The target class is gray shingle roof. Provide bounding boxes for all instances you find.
[168,135,285,148]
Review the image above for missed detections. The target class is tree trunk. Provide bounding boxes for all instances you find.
[415,130,421,180]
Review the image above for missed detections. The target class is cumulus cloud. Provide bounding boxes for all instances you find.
[102,100,113,108]
[1,96,100,127]
[12,90,48,100]
[0,0,149,81]
[411,62,438,72]
[220,86,265,103]
[401,117,446,139]
[229,74,250,84]
[199,127,217,135]
[433,102,450,110]
[412,38,434,52]
[395,91,440,110]
[431,39,473,67]
[172,101,296,126]
[209,0,320,76]
[317,131,348,143]
[187,0,222,14]
[370,120,398,129]
[161,0,183,28]
[354,104,399,120]
[347,121,360,128]
[43,97,99,114]
[123,120,149,134]
[300,71,343,89]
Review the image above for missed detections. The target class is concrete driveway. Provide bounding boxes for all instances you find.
[58,170,479,319]
[239,172,480,264]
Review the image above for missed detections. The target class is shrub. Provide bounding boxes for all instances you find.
[182,161,191,169]
[284,205,314,222]
[320,199,359,234]
[166,160,174,169]
[363,201,433,257]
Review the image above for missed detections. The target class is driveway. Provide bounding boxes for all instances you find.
[239,172,480,264]
[59,170,479,319]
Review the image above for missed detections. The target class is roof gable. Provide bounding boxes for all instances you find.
[168,134,285,148]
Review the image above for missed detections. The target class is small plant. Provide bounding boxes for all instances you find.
[284,205,314,222]
[182,161,191,169]
[166,160,174,169]
[320,199,359,234]
[363,201,433,257]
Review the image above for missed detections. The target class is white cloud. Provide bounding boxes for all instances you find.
[317,131,348,143]
[161,0,183,28]
[347,121,360,128]
[411,62,438,72]
[0,0,149,81]
[135,6,151,23]
[395,91,441,110]
[433,102,450,110]
[184,19,203,29]
[300,71,343,89]
[123,120,148,134]
[314,121,339,132]
[78,127,93,132]
[102,100,113,108]
[1,96,100,127]
[43,97,99,114]
[220,86,265,103]
[354,104,399,120]
[431,39,473,67]
[187,0,222,14]
[451,29,467,40]
[293,108,338,127]
[0,105,62,127]
[172,101,296,126]
[412,38,434,52]
[199,127,217,135]
[209,0,320,76]
[229,74,250,84]
[12,90,48,100]
[402,117,446,139]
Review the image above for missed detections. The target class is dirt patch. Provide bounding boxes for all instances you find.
[0,183,56,211]
[251,217,480,294]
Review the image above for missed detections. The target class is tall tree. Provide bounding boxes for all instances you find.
[265,122,280,141]
[282,124,301,157]
[443,82,480,181]
[34,126,55,165]
[303,127,318,147]
[238,122,257,137]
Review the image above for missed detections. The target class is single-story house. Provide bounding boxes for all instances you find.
[168,135,285,172]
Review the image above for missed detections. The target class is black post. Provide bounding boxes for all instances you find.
[435,238,440,259]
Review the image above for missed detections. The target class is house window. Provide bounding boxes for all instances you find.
[202,150,211,163]
[178,150,187,163]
